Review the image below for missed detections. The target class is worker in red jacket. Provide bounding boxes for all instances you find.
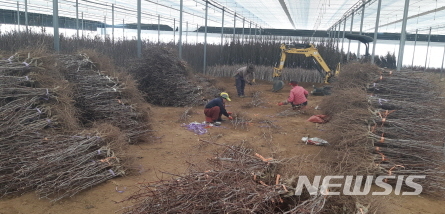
[204,92,233,124]
[277,80,308,110]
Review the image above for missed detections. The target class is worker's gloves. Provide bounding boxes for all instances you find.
[228,116,233,120]
[278,101,288,106]
[227,112,233,115]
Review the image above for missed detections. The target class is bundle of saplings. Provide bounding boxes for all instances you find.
[129,46,217,107]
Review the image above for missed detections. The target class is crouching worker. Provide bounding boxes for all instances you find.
[277,80,308,110]
[204,92,233,124]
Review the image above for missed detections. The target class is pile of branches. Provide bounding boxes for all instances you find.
[57,53,150,143]
[0,51,153,201]
[128,46,218,107]
[319,62,445,196]
[0,133,124,201]
[367,71,440,102]
[230,112,253,130]
[367,71,445,196]
[0,56,125,201]
[318,91,376,173]
[193,74,222,102]
[121,142,327,214]
[242,91,266,108]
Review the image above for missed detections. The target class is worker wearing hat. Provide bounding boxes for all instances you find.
[233,64,255,98]
[278,80,308,110]
[204,92,233,124]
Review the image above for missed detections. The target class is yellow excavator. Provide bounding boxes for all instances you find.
[272,44,340,92]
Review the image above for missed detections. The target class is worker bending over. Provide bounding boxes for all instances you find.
[233,64,255,98]
[204,92,233,124]
[278,80,309,110]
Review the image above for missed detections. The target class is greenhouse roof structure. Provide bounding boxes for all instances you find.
[1,0,444,35]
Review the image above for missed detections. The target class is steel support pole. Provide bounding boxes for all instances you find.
[158,15,160,44]
[242,18,245,44]
[196,24,198,44]
[341,18,346,57]
[137,0,141,57]
[17,2,19,31]
[336,23,341,51]
[255,24,257,41]
[53,0,59,52]
[76,0,79,38]
[186,21,188,44]
[103,16,106,38]
[233,12,236,42]
[111,4,114,44]
[347,13,354,61]
[441,43,445,79]
[258,26,263,42]
[174,18,176,43]
[332,26,335,46]
[82,12,84,38]
[371,0,382,64]
[336,21,341,51]
[411,29,418,67]
[358,4,365,58]
[334,22,341,51]
[424,27,432,71]
[396,0,410,71]
[123,19,125,40]
[179,0,183,59]
[221,8,224,46]
[336,24,341,44]
[25,0,28,32]
[249,22,251,42]
[203,1,208,74]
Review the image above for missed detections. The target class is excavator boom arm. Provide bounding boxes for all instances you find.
[273,49,287,77]
[282,45,331,72]
[273,44,337,84]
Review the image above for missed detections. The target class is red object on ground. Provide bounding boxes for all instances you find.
[307,115,330,123]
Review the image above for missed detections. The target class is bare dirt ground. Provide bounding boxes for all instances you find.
[0,77,444,214]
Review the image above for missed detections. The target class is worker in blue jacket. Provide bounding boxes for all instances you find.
[204,92,233,123]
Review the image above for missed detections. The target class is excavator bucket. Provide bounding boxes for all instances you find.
[272,79,285,92]
[311,86,332,96]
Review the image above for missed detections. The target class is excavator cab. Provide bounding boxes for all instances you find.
[289,43,312,49]
[345,34,374,57]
